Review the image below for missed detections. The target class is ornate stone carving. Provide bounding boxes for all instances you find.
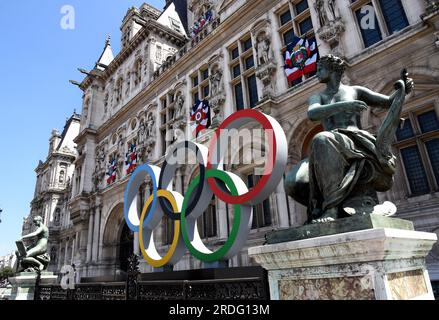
[137,119,147,146]
[425,0,439,14]
[208,53,226,127]
[256,33,271,67]
[252,19,277,99]
[256,62,277,100]
[92,145,106,191]
[435,31,439,49]
[171,92,187,131]
[210,67,223,97]
[116,134,126,175]
[137,112,156,162]
[189,0,214,14]
[315,0,345,56]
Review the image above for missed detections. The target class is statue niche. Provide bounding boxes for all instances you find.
[285,55,414,224]
[252,20,277,99]
[314,0,346,56]
[93,146,106,191]
[137,112,156,162]
[208,55,226,127]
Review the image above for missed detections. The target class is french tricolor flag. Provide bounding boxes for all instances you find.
[190,100,211,137]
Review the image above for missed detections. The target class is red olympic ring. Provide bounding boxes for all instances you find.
[207,109,284,205]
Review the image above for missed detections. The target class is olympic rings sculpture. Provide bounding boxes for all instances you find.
[123,109,288,268]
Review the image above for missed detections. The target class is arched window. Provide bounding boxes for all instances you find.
[395,108,439,196]
[55,208,61,226]
[59,170,65,184]
[50,247,57,262]
[197,195,217,239]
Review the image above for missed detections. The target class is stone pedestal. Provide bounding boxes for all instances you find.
[248,216,438,300]
[7,272,58,300]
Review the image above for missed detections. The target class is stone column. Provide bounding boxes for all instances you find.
[92,207,101,262]
[71,235,76,264]
[86,210,94,263]
[134,232,140,255]
[64,240,69,266]
[57,243,63,270]
[222,45,233,118]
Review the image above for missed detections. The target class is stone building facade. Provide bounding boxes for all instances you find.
[23,0,439,290]
[23,113,80,273]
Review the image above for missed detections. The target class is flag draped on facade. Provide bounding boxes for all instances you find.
[106,157,117,185]
[190,99,211,137]
[125,143,137,175]
[284,36,318,83]
[190,10,213,38]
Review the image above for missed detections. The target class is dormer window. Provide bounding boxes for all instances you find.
[169,17,181,32]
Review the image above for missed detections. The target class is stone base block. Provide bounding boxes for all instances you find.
[249,228,437,300]
[7,272,58,300]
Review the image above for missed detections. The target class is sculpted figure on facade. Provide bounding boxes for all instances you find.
[285,55,413,224]
[316,0,328,27]
[315,0,345,56]
[425,0,439,14]
[256,32,271,67]
[210,67,223,97]
[174,93,185,120]
[137,109,157,162]
[208,59,225,127]
[137,119,147,146]
[93,146,106,191]
[146,113,155,139]
[116,134,126,174]
[252,20,277,99]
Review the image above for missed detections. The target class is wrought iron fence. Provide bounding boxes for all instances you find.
[35,255,269,300]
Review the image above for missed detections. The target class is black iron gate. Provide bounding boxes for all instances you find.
[35,255,269,300]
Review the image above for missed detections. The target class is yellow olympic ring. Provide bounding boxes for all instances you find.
[138,190,183,268]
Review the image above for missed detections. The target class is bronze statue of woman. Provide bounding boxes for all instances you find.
[285,55,413,224]
[17,216,50,272]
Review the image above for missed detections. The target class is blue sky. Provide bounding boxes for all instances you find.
[0,0,165,257]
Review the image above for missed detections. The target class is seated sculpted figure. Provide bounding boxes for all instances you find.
[16,216,50,272]
[285,55,413,224]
